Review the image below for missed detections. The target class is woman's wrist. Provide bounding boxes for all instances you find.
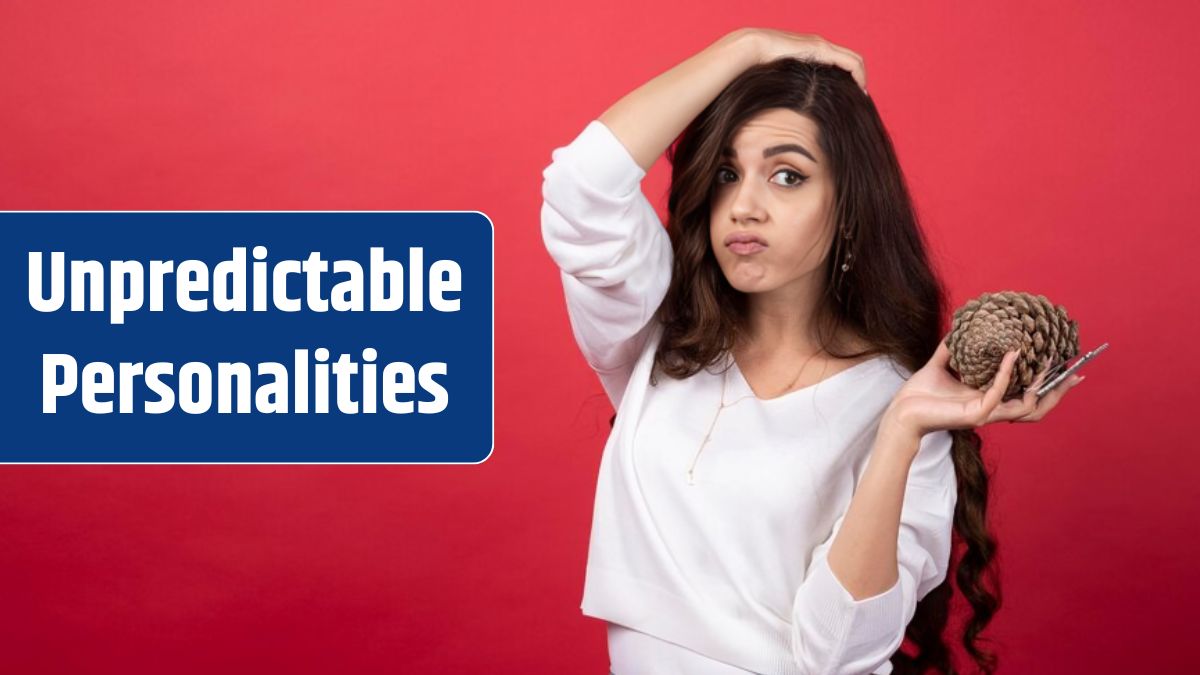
[879,401,925,455]
[599,28,764,172]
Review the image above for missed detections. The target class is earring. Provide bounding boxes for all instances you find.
[840,227,854,272]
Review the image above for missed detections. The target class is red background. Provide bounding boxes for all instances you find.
[1,1,1197,672]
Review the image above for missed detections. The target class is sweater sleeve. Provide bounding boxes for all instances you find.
[539,120,673,410]
[789,429,958,675]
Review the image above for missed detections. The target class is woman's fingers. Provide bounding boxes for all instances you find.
[804,37,867,91]
[820,40,868,91]
[930,335,952,369]
[757,29,869,92]
[992,356,1083,424]
[989,356,1047,423]
[977,350,1019,425]
[1013,373,1083,422]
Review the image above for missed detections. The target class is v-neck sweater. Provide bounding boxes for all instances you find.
[541,119,957,675]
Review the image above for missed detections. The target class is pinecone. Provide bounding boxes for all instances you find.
[945,291,1080,401]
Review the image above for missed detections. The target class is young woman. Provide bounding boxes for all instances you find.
[540,28,1081,675]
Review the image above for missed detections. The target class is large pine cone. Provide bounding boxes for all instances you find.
[945,291,1080,401]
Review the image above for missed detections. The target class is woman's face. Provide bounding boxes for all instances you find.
[709,107,836,298]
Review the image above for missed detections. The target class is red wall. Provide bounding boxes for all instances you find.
[1,1,1196,672]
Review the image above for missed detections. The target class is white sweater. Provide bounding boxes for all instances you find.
[540,120,958,675]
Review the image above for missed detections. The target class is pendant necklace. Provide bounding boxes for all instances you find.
[685,349,820,485]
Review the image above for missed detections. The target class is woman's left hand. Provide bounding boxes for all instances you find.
[882,336,1085,440]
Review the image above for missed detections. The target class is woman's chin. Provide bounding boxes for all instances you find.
[726,275,771,294]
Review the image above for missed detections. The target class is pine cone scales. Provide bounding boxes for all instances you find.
[945,291,1080,401]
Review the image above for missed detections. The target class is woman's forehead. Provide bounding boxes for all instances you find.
[726,110,822,162]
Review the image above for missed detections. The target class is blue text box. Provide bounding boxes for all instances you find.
[1,211,494,463]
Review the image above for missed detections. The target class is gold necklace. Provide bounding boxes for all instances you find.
[685,349,821,485]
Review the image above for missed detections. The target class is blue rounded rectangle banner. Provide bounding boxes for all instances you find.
[1,211,494,463]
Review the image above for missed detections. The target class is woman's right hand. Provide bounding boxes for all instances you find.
[596,28,867,173]
[738,27,869,94]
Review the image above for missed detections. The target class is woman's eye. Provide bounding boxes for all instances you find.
[771,169,807,187]
[715,167,807,187]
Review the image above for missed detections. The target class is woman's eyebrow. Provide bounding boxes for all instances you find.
[722,144,818,164]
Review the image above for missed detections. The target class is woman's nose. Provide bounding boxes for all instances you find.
[729,178,767,223]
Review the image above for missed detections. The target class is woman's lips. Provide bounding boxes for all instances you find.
[728,242,767,255]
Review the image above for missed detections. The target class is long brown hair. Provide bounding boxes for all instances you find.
[612,58,1001,673]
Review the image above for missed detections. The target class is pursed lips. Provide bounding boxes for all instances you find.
[720,235,768,248]
[724,232,768,254]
